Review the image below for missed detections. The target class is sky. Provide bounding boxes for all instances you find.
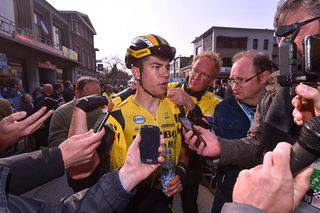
[46,0,280,60]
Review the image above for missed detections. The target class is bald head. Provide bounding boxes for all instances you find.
[43,84,53,96]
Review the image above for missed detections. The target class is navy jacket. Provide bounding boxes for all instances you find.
[211,95,254,206]
[212,95,251,140]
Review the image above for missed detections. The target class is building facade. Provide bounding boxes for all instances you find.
[189,26,277,78]
[169,55,193,78]
[0,0,97,93]
[60,11,97,79]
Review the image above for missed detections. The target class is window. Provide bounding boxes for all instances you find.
[88,54,91,69]
[82,49,87,67]
[216,36,247,49]
[72,21,80,35]
[34,13,41,38]
[33,12,50,44]
[263,39,269,50]
[76,46,81,64]
[196,46,202,55]
[52,25,61,49]
[253,39,258,49]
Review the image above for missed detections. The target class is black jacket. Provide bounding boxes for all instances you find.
[0,148,133,212]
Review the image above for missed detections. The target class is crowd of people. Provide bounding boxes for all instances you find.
[0,0,319,212]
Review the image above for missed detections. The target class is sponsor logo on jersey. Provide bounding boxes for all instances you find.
[133,115,145,124]
[160,130,177,139]
[164,140,176,149]
[161,123,175,128]
[164,112,170,119]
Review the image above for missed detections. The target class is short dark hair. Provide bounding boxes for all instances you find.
[5,78,20,88]
[75,76,100,92]
[232,50,274,76]
[63,80,72,88]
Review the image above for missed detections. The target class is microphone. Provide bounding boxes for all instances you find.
[290,116,320,176]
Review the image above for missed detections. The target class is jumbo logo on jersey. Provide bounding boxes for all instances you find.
[133,115,146,124]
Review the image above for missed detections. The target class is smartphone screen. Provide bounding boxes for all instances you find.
[139,125,160,164]
[93,111,110,133]
[179,117,193,132]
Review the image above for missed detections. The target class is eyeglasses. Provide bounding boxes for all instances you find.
[228,71,265,87]
[190,68,211,80]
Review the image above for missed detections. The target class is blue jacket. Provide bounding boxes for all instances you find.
[1,87,23,112]
[211,95,255,206]
[212,95,251,139]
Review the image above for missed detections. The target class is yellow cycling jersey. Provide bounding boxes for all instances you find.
[111,88,136,106]
[107,96,182,174]
[168,82,220,123]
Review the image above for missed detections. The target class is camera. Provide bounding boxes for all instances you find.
[278,34,320,87]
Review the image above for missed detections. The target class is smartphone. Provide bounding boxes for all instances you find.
[179,117,193,132]
[179,117,207,148]
[139,125,160,164]
[26,97,59,117]
[93,111,110,133]
[187,110,211,130]
[191,125,207,148]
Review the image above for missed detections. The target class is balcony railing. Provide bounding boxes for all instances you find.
[0,14,59,50]
[0,14,78,62]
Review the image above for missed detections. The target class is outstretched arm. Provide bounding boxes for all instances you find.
[226,142,313,213]
[0,107,53,149]
[68,95,109,179]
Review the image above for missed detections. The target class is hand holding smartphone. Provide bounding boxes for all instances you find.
[139,125,160,164]
[179,117,207,148]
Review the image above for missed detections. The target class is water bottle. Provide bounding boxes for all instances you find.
[161,148,175,191]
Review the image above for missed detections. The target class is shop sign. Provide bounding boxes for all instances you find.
[62,46,78,62]
[38,61,57,70]
[13,32,62,56]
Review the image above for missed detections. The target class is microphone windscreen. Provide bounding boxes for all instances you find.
[290,116,320,175]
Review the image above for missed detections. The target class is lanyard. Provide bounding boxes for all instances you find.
[236,101,255,128]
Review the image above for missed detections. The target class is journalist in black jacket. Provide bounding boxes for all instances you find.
[0,134,164,212]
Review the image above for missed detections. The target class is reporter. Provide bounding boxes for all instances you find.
[3,129,104,195]
[0,107,53,150]
[185,0,320,169]
[0,133,164,212]
[221,142,313,213]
